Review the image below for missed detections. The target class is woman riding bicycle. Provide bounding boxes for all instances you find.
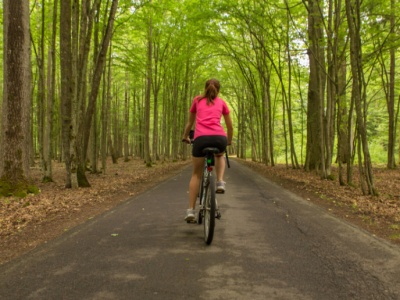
[182,79,233,222]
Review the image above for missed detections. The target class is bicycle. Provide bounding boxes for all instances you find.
[196,147,221,245]
[183,131,230,245]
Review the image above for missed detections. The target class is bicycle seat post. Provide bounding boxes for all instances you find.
[202,147,219,171]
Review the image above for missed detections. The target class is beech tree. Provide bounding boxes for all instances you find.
[60,0,74,188]
[144,1,153,167]
[3,0,399,197]
[0,0,34,196]
[304,0,327,177]
[43,0,59,182]
[345,0,377,195]
[76,0,119,186]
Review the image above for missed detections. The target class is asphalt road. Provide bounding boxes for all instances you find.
[1,160,399,300]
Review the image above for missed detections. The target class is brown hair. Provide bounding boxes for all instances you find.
[198,79,220,105]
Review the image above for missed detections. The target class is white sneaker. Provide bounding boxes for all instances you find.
[185,209,195,222]
[216,181,226,193]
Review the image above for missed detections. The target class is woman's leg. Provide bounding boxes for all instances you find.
[214,154,226,193]
[214,154,226,182]
[188,157,205,209]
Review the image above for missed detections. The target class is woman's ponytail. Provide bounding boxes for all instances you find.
[199,79,220,105]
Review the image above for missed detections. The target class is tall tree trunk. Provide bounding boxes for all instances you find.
[43,0,59,182]
[107,59,117,165]
[181,51,190,161]
[345,0,377,195]
[73,0,100,184]
[144,3,153,167]
[0,0,32,194]
[101,47,113,172]
[262,72,271,165]
[387,0,396,169]
[124,77,130,162]
[36,0,46,172]
[286,47,299,169]
[161,83,169,159]
[284,2,299,169]
[282,87,289,167]
[77,0,119,186]
[238,88,246,159]
[60,0,73,188]
[304,0,326,178]
[171,74,180,161]
[90,0,103,174]
[100,63,108,173]
[325,0,336,178]
[337,58,349,185]
[68,0,82,189]
[293,66,305,166]
[152,41,162,162]
[334,0,350,185]
[90,102,99,172]
[132,87,139,158]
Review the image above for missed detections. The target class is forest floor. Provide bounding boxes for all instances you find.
[0,157,399,265]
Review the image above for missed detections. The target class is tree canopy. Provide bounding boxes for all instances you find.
[1,0,400,196]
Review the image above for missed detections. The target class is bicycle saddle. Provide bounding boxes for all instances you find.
[202,147,220,155]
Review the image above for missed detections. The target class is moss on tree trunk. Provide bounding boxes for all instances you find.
[0,177,39,198]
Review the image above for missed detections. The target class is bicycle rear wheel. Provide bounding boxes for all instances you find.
[204,174,216,245]
[197,170,206,225]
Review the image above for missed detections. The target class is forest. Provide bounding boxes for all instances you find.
[0,0,399,197]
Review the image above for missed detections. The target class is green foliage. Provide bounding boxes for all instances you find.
[3,0,398,190]
[369,141,388,164]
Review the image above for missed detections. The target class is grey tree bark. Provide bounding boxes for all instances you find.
[345,0,377,195]
[0,0,32,192]
[77,0,119,186]
[60,0,73,188]
[304,0,327,178]
[43,0,59,182]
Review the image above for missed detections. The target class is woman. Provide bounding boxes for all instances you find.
[182,79,233,222]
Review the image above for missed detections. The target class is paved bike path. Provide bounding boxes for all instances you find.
[0,160,399,299]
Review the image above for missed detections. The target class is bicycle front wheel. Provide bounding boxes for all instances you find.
[204,174,216,245]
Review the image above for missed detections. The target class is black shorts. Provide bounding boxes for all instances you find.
[192,135,227,157]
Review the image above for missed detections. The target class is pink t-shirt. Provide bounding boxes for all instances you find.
[190,96,230,139]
